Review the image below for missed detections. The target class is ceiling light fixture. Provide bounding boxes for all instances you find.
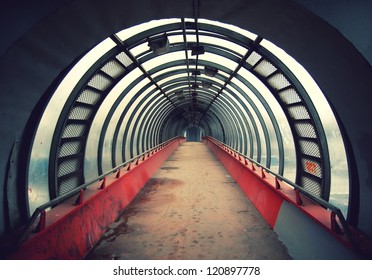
[191,46,205,55]
[148,34,169,55]
[202,81,212,88]
[204,66,218,77]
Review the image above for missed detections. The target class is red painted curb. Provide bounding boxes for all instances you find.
[7,138,185,260]
[203,136,369,258]
[204,138,282,228]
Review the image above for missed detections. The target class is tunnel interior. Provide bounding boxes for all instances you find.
[0,0,372,259]
[26,17,349,220]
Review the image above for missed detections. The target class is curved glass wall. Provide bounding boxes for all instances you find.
[27,17,350,218]
[27,38,115,214]
[261,39,349,215]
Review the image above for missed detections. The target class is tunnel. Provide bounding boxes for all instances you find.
[0,0,372,260]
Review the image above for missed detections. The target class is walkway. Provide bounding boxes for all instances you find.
[86,142,291,260]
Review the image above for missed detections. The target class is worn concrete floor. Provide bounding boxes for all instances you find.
[86,142,291,260]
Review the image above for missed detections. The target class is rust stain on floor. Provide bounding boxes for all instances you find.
[86,142,291,260]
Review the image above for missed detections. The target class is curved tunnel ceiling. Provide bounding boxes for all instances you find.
[27,18,349,219]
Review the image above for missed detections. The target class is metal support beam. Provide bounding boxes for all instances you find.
[110,34,176,108]
[198,36,263,125]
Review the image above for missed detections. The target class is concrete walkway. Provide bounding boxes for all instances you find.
[86,142,291,260]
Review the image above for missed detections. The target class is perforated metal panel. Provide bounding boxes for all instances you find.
[116,52,133,67]
[254,59,277,77]
[246,51,262,66]
[267,73,290,90]
[300,176,322,197]
[299,139,321,158]
[58,141,82,157]
[58,158,81,177]
[62,124,86,138]
[301,158,321,178]
[287,105,311,120]
[68,106,93,120]
[295,122,317,139]
[58,176,81,196]
[278,88,301,105]
[88,73,112,91]
[101,60,126,78]
[77,89,102,105]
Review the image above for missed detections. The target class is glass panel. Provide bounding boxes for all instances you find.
[261,39,349,215]
[153,65,186,77]
[198,35,247,56]
[103,70,148,172]
[129,41,151,58]
[230,75,280,170]
[168,34,183,45]
[116,18,180,41]
[157,73,188,86]
[239,68,296,181]
[131,92,162,156]
[201,52,239,70]
[28,38,115,213]
[224,86,253,155]
[143,51,186,72]
[84,68,143,180]
[227,82,267,165]
[113,78,152,162]
[198,18,258,41]
[214,95,250,154]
